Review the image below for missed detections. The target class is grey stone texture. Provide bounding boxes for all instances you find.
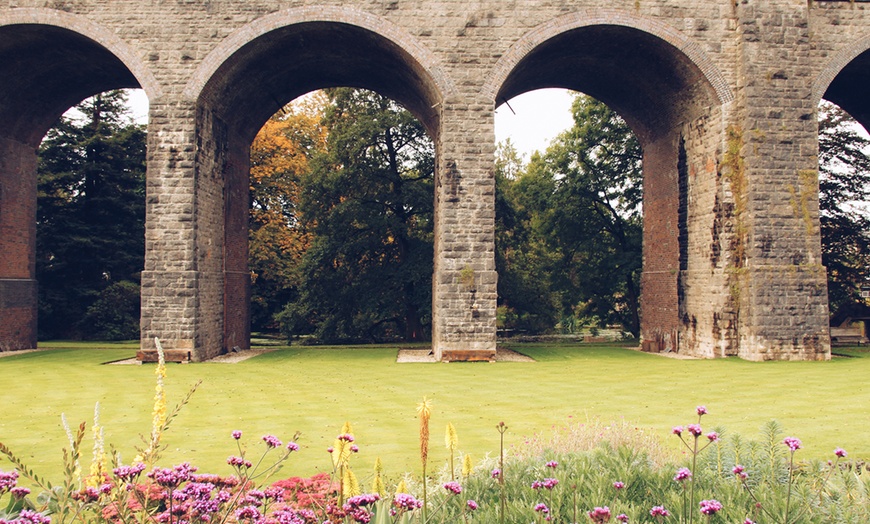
[1,0,867,360]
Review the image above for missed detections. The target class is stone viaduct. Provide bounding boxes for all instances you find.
[1,0,868,361]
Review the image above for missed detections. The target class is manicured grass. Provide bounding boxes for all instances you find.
[1,343,868,487]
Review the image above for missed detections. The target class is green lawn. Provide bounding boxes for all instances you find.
[1,342,868,487]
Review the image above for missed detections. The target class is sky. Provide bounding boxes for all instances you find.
[124,88,577,160]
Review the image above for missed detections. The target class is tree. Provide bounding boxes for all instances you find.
[37,90,146,340]
[278,89,435,343]
[249,95,327,331]
[818,101,870,316]
[511,94,643,336]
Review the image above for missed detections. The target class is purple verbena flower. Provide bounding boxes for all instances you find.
[491,468,501,479]
[672,426,684,437]
[649,506,670,517]
[732,464,748,479]
[262,434,282,448]
[344,493,380,509]
[337,434,355,443]
[534,503,549,514]
[232,430,242,440]
[687,424,702,437]
[587,506,612,523]
[545,460,558,469]
[113,463,146,481]
[616,514,629,523]
[673,468,692,483]
[443,481,462,495]
[783,437,802,452]
[0,470,19,492]
[392,493,422,511]
[11,486,31,499]
[706,432,719,442]
[350,445,359,453]
[286,441,299,452]
[699,499,723,515]
[466,500,479,511]
[696,406,708,416]
[613,481,625,490]
[835,447,847,458]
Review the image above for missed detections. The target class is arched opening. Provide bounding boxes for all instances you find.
[817,47,870,347]
[489,18,733,357]
[0,22,147,351]
[178,16,446,359]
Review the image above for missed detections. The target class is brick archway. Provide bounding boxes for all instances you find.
[484,10,739,358]
[141,8,454,359]
[0,10,158,351]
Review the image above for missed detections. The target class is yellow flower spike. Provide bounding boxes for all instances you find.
[372,458,386,496]
[445,423,458,451]
[342,468,360,498]
[416,397,432,466]
[395,478,407,496]
[462,454,474,478]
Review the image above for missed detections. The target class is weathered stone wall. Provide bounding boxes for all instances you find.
[1,0,867,360]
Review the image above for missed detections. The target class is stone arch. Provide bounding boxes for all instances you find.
[484,9,735,358]
[812,33,870,131]
[164,7,452,359]
[0,9,159,351]
[185,5,454,140]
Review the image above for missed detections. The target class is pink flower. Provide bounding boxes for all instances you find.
[350,445,359,453]
[783,437,802,452]
[834,447,847,458]
[443,482,462,495]
[706,432,719,442]
[466,500,478,511]
[732,465,747,479]
[687,424,702,437]
[673,468,692,482]
[262,435,282,448]
[616,514,629,523]
[587,506,612,523]
[612,481,625,490]
[337,434,355,442]
[491,468,501,479]
[546,460,558,469]
[532,478,558,490]
[393,493,422,511]
[286,441,299,452]
[743,519,756,524]
[650,506,670,517]
[0,470,19,492]
[696,406,708,416]
[699,499,723,515]
[11,486,31,498]
[326,446,334,453]
[232,430,242,440]
[534,503,549,514]
[672,426,684,437]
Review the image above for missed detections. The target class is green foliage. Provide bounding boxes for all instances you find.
[817,102,870,316]
[496,94,643,336]
[37,90,146,340]
[278,89,434,343]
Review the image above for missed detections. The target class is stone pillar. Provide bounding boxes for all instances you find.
[732,1,830,360]
[140,99,202,358]
[431,95,497,361]
[0,136,37,351]
[223,131,251,353]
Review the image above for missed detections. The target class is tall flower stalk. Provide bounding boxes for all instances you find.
[417,397,432,522]
[446,423,458,481]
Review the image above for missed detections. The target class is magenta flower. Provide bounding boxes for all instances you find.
[743,519,756,524]
[0,470,19,492]
[732,464,747,479]
[545,460,558,469]
[783,437,802,452]
[466,500,479,511]
[344,493,380,509]
[393,493,422,511]
[16,509,52,524]
[11,486,31,498]
[443,481,462,495]
[337,433,355,442]
[227,456,252,468]
[286,441,299,452]
[673,467,692,482]
[613,481,625,490]
[534,503,550,514]
[706,432,719,442]
[326,446,334,453]
[587,506,612,523]
[113,463,146,481]
[687,424,702,437]
[235,505,261,520]
[672,426,684,437]
[699,499,723,515]
[616,514,629,523]
[350,444,359,453]
[232,430,242,440]
[650,506,670,517]
[262,434,282,448]
[491,468,501,479]
[696,406,708,416]
[835,447,847,458]
[532,478,559,490]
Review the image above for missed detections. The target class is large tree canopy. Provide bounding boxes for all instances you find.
[37,90,146,340]
[276,89,435,343]
[496,94,643,336]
